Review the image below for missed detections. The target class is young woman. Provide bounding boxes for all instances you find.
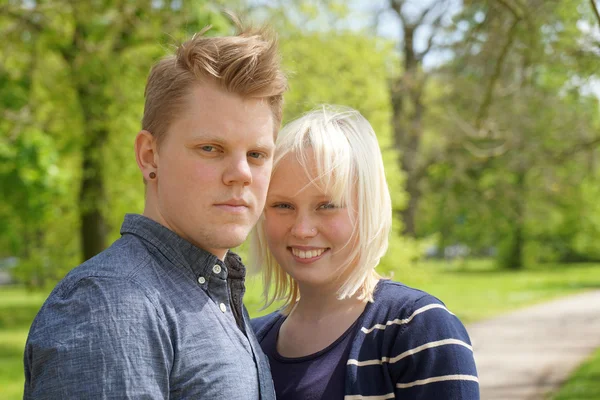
[250,106,479,399]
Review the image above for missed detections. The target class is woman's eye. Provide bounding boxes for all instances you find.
[200,145,216,152]
[319,202,337,210]
[248,151,264,159]
[273,203,293,210]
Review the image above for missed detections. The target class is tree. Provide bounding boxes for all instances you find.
[1,0,228,281]
[418,0,600,267]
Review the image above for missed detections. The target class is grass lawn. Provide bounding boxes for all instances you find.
[2,260,600,398]
[552,347,600,400]
[0,288,51,399]
[247,259,600,323]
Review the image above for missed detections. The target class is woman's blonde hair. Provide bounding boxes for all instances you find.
[249,105,392,312]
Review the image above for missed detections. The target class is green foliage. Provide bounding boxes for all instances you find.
[553,347,600,400]
[3,0,600,287]
[416,0,600,268]
[0,0,227,283]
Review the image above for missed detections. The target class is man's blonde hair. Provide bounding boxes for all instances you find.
[249,105,392,313]
[142,23,288,144]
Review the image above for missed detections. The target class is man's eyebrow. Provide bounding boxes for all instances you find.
[189,132,226,143]
[190,132,274,147]
[253,141,275,152]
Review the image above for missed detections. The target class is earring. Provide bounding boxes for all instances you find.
[149,172,156,179]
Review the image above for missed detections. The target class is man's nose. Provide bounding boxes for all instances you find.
[223,155,252,186]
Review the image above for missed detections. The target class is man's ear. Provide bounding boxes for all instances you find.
[135,130,158,181]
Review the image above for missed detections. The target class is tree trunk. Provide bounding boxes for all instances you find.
[391,22,425,237]
[505,169,526,269]
[79,136,107,261]
[76,81,109,261]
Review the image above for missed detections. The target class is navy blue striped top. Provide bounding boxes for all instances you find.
[260,314,357,399]
[252,279,480,399]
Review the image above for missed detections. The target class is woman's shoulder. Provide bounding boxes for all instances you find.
[363,279,462,333]
[373,279,445,310]
[250,311,284,340]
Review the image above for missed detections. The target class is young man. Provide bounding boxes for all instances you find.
[24,24,287,399]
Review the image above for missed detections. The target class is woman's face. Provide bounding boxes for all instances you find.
[263,151,356,290]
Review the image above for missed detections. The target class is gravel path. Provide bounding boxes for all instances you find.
[468,290,600,399]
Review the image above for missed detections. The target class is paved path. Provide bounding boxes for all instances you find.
[468,290,600,399]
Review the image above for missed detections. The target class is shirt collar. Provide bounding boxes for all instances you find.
[120,213,246,283]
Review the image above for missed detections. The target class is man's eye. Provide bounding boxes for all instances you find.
[248,151,265,159]
[200,145,216,152]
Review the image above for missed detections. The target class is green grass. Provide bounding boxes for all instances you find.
[247,259,600,323]
[552,347,600,400]
[0,287,50,399]
[2,260,600,399]
[381,259,600,323]
[0,328,30,399]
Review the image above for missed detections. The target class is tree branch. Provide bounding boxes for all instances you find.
[551,136,600,162]
[475,16,521,129]
[494,0,524,20]
[591,0,600,26]
[389,0,407,27]
[0,6,44,32]
[415,0,447,27]
[417,10,446,60]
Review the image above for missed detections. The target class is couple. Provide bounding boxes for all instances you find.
[24,23,479,400]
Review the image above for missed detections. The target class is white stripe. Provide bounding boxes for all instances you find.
[344,393,395,400]
[361,304,455,334]
[347,338,473,367]
[396,374,479,389]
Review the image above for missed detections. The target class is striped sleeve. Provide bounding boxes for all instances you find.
[348,294,480,399]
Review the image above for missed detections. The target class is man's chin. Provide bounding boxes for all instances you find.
[215,226,252,249]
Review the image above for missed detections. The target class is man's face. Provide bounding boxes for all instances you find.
[149,82,275,259]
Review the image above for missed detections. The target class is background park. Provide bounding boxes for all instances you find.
[2,0,600,398]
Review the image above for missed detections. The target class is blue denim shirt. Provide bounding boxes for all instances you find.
[24,214,275,399]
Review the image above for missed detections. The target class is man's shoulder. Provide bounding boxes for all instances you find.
[61,235,151,287]
[44,235,160,312]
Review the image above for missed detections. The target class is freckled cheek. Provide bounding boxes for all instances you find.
[325,217,355,244]
[264,213,289,245]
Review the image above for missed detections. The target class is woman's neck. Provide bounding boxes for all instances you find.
[291,283,365,323]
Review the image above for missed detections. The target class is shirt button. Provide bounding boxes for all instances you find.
[212,265,222,274]
[197,276,206,284]
[219,303,227,313]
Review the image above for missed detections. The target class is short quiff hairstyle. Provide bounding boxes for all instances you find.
[142,22,288,144]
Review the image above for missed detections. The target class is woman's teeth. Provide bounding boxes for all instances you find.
[291,248,325,259]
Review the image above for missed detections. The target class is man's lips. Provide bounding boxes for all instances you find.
[214,200,250,213]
